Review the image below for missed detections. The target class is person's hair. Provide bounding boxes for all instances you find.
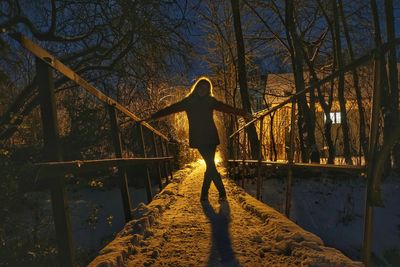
[187,76,213,97]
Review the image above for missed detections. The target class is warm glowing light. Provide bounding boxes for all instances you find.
[214,151,222,164]
[197,151,223,165]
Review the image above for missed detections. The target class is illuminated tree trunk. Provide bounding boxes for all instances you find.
[230,0,260,159]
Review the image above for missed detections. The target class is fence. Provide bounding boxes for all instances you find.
[9,33,174,267]
[228,38,400,266]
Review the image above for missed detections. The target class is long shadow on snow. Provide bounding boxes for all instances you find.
[201,200,239,267]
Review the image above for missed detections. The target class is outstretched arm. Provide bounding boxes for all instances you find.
[148,98,187,121]
[213,99,250,117]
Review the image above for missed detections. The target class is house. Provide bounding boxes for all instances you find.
[249,65,384,164]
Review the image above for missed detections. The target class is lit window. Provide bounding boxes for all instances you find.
[324,112,341,124]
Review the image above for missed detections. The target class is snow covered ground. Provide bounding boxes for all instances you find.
[89,163,362,267]
[69,185,162,253]
[244,172,400,266]
[24,162,398,266]
[23,181,163,263]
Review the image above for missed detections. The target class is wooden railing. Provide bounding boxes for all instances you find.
[228,96,366,213]
[10,33,175,267]
[227,38,400,266]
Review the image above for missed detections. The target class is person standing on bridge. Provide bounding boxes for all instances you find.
[142,76,251,201]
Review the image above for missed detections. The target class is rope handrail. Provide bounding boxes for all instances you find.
[229,37,400,138]
[9,32,169,141]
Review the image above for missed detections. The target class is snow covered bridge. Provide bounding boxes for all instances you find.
[10,32,396,267]
[89,163,362,267]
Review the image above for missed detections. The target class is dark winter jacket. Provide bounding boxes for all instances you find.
[150,95,247,148]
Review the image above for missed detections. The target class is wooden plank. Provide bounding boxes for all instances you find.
[10,33,168,141]
[108,105,132,222]
[35,157,173,176]
[227,159,365,173]
[37,58,74,267]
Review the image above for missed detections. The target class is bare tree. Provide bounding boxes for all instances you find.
[338,0,368,161]
[230,0,260,159]
[332,0,352,164]
[285,0,320,163]
[0,0,190,144]
[383,0,400,172]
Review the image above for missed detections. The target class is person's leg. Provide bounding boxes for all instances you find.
[198,146,213,199]
[212,172,226,199]
[198,145,226,198]
[200,169,212,200]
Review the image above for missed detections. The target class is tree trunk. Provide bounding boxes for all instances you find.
[285,0,320,163]
[370,0,391,174]
[230,0,260,159]
[332,0,352,165]
[308,73,320,162]
[304,59,336,164]
[384,0,400,173]
[338,0,368,162]
[297,109,308,162]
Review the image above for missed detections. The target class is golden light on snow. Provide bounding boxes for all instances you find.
[197,158,205,164]
[215,151,222,164]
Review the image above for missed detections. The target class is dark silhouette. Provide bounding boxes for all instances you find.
[201,201,239,266]
[145,77,249,201]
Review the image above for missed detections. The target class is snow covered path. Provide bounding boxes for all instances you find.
[89,163,363,267]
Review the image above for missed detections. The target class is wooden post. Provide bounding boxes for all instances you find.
[363,203,374,266]
[256,117,264,200]
[107,105,132,222]
[241,131,247,188]
[36,57,74,267]
[138,124,153,202]
[227,131,233,179]
[235,134,240,181]
[228,120,234,179]
[231,135,236,181]
[164,140,174,181]
[285,99,296,218]
[362,57,382,266]
[152,132,163,191]
[236,134,240,159]
[160,138,170,184]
